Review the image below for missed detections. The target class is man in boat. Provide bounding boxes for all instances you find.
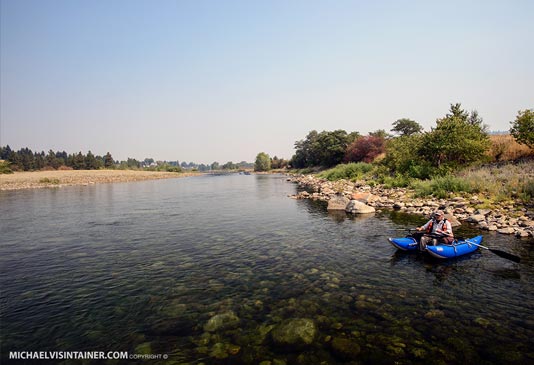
[415,210,454,251]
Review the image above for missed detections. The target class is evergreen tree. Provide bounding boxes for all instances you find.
[104,152,114,168]
[73,152,86,170]
[85,151,99,170]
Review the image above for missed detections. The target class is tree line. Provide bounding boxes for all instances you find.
[255,104,533,176]
[0,146,257,174]
[0,147,114,171]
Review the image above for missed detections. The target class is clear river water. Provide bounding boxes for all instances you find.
[1,174,533,364]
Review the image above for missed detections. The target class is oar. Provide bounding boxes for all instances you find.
[465,240,521,263]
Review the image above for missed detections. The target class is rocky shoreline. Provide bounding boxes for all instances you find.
[288,174,534,238]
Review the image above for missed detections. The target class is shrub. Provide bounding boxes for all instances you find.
[0,160,13,174]
[318,163,374,181]
[39,178,60,184]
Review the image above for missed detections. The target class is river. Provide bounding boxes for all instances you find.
[1,174,533,364]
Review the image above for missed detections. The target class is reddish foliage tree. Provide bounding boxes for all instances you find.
[344,136,385,163]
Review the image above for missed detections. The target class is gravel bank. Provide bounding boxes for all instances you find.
[0,170,197,191]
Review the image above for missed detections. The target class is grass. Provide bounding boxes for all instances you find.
[318,163,374,181]
[488,134,534,161]
[412,176,475,199]
[313,160,534,204]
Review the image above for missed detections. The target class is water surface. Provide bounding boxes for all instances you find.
[1,174,533,364]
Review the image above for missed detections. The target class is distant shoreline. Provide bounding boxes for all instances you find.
[0,170,199,191]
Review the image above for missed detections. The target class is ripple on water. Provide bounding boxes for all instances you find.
[0,175,533,364]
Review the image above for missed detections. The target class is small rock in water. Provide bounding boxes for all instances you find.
[271,318,317,347]
[204,311,240,332]
[330,337,361,360]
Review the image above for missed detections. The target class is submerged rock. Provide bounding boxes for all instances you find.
[330,337,361,360]
[204,311,240,332]
[271,318,317,347]
[209,342,241,359]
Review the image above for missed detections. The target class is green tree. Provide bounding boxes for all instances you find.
[211,161,220,170]
[419,103,490,171]
[382,134,433,178]
[510,109,534,148]
[222,161,237,170]
[85,151,99,170]
[72,152,86,170]
[254,152,271,171]
[369,129,391,139]
[391,118,423,136]
[104,152,114,168]
[46,150,60,169]
[292,130,359,168]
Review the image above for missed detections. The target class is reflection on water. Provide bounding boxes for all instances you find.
[1,175,533,364]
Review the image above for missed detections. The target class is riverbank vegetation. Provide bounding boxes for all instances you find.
[288,104,534,204]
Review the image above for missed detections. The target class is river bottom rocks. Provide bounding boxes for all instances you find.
[288,175,534,238]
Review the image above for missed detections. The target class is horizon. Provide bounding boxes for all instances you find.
[1,0,533,162]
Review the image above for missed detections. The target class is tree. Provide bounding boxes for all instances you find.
[72,152,86,170]
[510,109,534,148]
[382,134,433,179]
[419,103,490,171]
[344,135,385,163]
[254,152,271,172]
[391,118,423,136]
[292,130,359,168]
[46,150,60,169]
[104,152,114,168]
[85,151,99,170]
[211,161,220,170]
[222,161,237,170]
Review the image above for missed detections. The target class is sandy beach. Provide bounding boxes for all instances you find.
[0,170,198,191]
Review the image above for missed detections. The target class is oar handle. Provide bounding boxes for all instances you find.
[464,240,489,250]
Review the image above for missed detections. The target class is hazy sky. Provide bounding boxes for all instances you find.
[1,0,533,163]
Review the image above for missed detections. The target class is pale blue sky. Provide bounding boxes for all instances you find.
[1,0,533,163]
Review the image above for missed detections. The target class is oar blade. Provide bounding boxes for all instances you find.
[490,249,521,263]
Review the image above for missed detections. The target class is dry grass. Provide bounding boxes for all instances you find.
[0,169,197,191]
[488,134,534,161]
[458,161,534,202]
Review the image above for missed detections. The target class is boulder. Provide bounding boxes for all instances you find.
[351,192,379,204]
[466,214,486,223]
[345,200,376,214]
[327,195,350,211]
[444,214,461,227]
[271,318,317,347]
[204,311,240,332]
[497,227,515,235]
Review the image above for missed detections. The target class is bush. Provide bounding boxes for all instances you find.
[39,178,60,184]
[378,174,412,188]
[318,163,374,181]
[0,161,13,174]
